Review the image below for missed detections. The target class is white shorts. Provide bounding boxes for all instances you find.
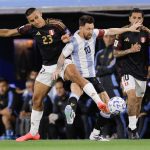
[121,74,147,97]
[60,59,73,80]
[36,64,57,87]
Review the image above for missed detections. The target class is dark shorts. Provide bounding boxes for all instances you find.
[86,77,105,94]
[63,77,105,94]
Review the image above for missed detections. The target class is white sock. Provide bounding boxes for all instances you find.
[83,83,102,104]
[69,92,80,101]
[30,109,43,136]
[92,128,100,135]
[128,116,137,130]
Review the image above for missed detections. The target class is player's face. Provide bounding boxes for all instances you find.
[0,82,8,95]
[55,82,65,97]
[27,10,45,28]
[81,23,94,40]
[103,35,115,47]
[129,12,143,25]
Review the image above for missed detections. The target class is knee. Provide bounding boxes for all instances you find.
[71,83,83,97]
[32,94,43,110]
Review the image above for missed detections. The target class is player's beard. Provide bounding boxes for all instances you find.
[84,33,92,40]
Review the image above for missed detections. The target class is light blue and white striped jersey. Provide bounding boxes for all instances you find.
[62,29,107,78]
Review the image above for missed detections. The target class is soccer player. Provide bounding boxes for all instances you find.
[113,8,150,139]
[0,8,110,141]
[0,9,141,141]
[0,7,71,141]
[52,15,142,125]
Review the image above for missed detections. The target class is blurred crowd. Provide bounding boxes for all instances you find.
[0,35,150,140]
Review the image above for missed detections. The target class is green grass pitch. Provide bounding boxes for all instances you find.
[0,140,150,150]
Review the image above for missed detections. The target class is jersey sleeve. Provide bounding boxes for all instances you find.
[17,24,32,35]
[46,18,71,35]
[62,42,74,57]
[94,29,108,38]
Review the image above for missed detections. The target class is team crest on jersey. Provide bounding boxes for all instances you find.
[140,37,146,43]
[49,29,55,36]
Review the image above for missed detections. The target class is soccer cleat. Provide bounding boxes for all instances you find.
[128,128,139,139]
[16,133,40,142]
[65,105,75,124]
[97,102,109,113]
[89,132,109,141]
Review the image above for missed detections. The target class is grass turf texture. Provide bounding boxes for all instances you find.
[0,140,150,150]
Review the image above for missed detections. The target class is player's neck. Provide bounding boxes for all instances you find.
[78,31,84,39]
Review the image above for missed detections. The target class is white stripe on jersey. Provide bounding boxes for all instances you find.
[62,29,100,78]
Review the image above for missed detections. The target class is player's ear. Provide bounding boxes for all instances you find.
[129,16,131,23]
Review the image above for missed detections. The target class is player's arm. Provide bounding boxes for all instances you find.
[113,35,141,58]
[52,43,73,80]
[141,26,150,33]
[0,28,20,37]
[105,22,142,35]
[0,24,32,37]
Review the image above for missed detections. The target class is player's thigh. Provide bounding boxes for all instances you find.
[36,65,56,87]
[64,64,88,87]
[121,74,136,93]
[70,83,83,97]
[135,79,147,98]
[33,80,51,100]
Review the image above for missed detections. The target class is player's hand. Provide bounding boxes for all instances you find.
[141,26,150,33]
[147,66,150,78]
[129,43,141,53]
[49,113,59,124]
[61,34,70,43]
[52,69,61,80]
[128,22,142,32]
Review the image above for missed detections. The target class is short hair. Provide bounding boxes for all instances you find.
[25,7,36,17]
[79,15,95,26]
[55,78,64,84]
[0,77,8,84]
[129,8,144,18]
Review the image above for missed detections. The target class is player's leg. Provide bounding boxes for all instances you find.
[16,66,53,142]
[64,63,107,112]
[89,114,110,141]
[121,74,139,139]
[135,80,147,117]
[65,83,83,124]
[30,81,51,136]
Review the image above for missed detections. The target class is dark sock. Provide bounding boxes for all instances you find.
[95,115,108,130]
[68,97,78,112]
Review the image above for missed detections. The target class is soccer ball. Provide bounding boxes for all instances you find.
[108,96,126,114]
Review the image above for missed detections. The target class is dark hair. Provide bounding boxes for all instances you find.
[56,78,64,84]
[25,7,36,17]
[0,77,8,83]
[129,8,144,18]
[79,15,95,26]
